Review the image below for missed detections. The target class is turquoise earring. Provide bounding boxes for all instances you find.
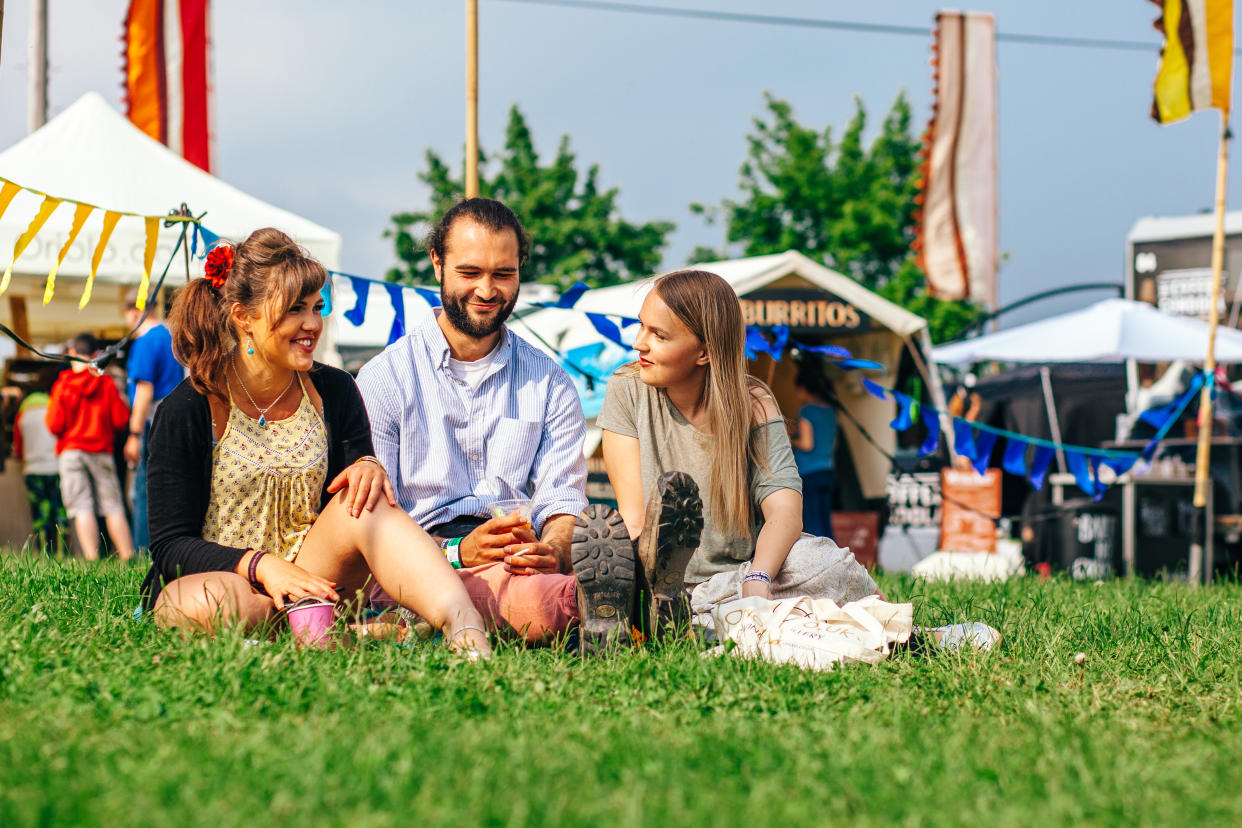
[246,336,255,356]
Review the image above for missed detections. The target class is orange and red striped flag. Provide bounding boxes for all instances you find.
[1151,0,1234,123]
[123,0,213,171]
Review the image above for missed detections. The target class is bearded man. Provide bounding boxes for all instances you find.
[356,198,639,650]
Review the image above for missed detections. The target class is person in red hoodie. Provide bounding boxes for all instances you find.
[45,333,136,561]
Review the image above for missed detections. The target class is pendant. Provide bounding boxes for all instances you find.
[259,415,267,427]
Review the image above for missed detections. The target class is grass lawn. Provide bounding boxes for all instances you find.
[2,553,1240,827]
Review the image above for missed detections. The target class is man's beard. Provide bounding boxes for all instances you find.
[441,284,518,338]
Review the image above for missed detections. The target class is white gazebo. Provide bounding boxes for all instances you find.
[0,92,341,344]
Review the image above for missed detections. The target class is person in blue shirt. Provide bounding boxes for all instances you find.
[790,363,838,538]
[123,288,186,553]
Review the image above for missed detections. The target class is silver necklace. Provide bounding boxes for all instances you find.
[232,354,296,427]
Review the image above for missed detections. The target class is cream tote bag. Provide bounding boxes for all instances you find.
[709,595,913,672]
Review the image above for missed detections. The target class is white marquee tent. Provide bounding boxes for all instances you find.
[0,92,341,344]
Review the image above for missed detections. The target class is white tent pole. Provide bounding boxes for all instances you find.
[1040,365,1067,475]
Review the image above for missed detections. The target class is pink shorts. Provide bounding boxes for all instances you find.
[372,563,577,644]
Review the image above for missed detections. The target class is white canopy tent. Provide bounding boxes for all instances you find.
[573,251,947,500]
[933,298,1242,365]
[0,92,341,344]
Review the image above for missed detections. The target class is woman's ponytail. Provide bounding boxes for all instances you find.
[168,276,231,397]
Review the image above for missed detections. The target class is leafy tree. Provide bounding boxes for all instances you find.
[387,106,674,289]
[692,93,983,342]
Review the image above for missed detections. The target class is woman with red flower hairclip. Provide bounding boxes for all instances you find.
[137,228,490,657]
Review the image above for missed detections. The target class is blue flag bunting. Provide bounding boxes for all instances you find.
[344,276,370,327]
[890,392,915,430]
[1002,437,1028,477]
[920,407,940,456]
[953,420,978,463]
[384,283,406,345]
[971,431,999,476]
[1029,446,1056,491]
[413,287,441,308]
[556,282,590,308]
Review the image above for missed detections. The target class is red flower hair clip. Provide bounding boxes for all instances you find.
[204,244,234,289]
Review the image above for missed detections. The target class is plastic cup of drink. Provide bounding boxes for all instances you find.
[286,600,336,648]
[490,498,533,532]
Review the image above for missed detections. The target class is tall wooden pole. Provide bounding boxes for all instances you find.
[28,0,48,132]
[465,0,479,198]
[1192,113,1231,513]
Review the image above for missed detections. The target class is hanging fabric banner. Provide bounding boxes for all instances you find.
[1151,0,1234,124]
[915,11,998,306]
[45,204,94,305]
[124,0,214,171]
[1,196,61,295]
[81,211,123,309]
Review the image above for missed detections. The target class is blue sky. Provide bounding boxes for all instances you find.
[0,1,1235,326]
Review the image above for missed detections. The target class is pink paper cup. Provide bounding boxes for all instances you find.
[287,601,336,648]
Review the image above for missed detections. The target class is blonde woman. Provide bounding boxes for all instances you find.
[597,269,879,621]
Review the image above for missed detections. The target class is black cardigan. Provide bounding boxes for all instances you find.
[139,363,374,609]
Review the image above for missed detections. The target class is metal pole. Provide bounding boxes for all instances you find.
[1040,365,1067,475]
[465,0,479,198]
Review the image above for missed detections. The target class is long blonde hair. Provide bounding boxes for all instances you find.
[647,269,773,538]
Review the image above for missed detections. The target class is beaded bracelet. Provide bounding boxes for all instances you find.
[742,569,772,585]
[247,550,268,590]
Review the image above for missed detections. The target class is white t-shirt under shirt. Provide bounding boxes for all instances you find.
[446,340,503,392]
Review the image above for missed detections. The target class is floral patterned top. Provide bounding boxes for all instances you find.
[201,375,328,562]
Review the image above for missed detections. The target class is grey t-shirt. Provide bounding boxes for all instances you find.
[597,371,802,583]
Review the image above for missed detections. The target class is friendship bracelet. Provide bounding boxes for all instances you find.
[743,569,772,585]
[440,536,464,569]
[247,550,267,590]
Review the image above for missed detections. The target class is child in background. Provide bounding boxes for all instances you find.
[14,365,69,554]
[46,334,136,561]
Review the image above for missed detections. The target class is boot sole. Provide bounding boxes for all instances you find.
[572,504,635,654]
[636,471,703,635]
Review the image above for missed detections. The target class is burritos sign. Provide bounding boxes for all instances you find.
[739,288,872,333]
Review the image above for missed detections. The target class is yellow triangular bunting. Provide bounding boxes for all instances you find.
[0,181,20,223]
[45,203,94,305]
[81,211,122,309]
[137,216,159,310]
[1,196,61,296]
